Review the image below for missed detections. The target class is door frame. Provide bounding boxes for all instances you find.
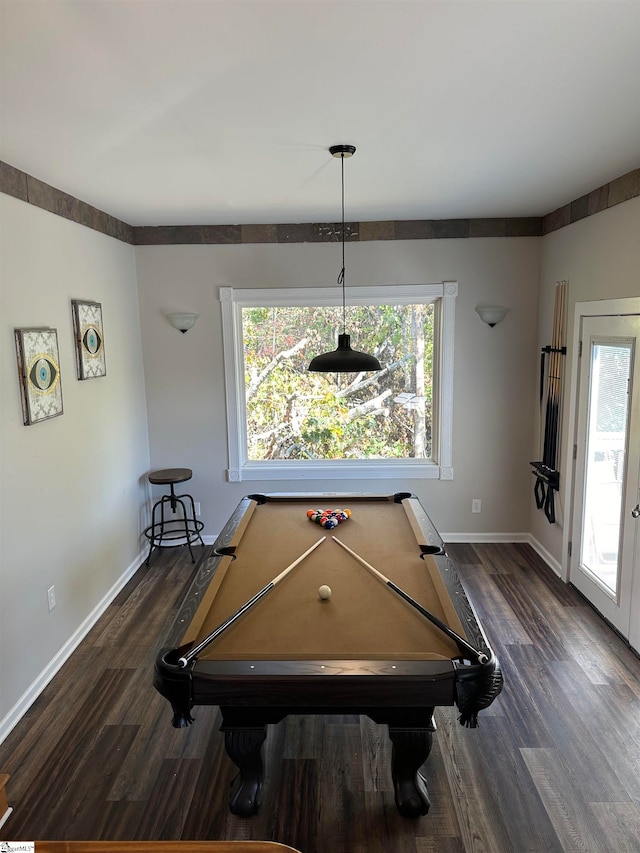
[561,296,640,584]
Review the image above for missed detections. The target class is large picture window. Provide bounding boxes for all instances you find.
[220,283,456,481]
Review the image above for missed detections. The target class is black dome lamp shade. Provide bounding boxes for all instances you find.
[308,145,382,373]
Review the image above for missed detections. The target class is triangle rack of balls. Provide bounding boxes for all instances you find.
[306,508,352,530]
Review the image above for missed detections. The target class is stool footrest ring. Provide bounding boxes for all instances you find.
[144,518,205,546]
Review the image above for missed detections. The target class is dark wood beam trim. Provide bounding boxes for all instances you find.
[541,168,640,235]
[0,161,28,201]
[0,161,134,243]
[132,224,242,245]
[1,160,638,245]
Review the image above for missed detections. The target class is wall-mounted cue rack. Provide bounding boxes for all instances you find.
[531,280,567,524]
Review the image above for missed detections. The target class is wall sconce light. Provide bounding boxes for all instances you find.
[475,305,508,327]
[166,312,199,333]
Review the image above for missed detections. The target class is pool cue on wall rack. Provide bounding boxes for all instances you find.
[178,536,326,668]
[331,536,488,663]
[531,280,566,524]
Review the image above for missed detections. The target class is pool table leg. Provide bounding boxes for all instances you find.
[388,725,434,818]
[224,727,267,817]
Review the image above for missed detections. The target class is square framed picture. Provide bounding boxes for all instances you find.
[71,299,106,379]
[15,327,64,425]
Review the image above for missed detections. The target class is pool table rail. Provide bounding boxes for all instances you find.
[430,553,493,656]
[154,649,470,714]
[246,491,446,555]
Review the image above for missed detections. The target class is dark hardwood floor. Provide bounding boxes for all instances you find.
[1,541,640,852]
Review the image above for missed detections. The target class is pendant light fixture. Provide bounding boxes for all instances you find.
[308,145,382,373]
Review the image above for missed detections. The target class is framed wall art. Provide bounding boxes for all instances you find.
[15,327,64,425]
[71,299,106,379]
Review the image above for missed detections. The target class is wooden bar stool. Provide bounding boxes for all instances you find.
[144,468,204,565]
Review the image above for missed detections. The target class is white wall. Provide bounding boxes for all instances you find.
[136,236,540,540]
[0,195,150,730]
[534,197,640,570]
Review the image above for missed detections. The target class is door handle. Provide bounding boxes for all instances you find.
[632,504,640,519]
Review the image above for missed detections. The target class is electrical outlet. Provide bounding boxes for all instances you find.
[47,585,56,611]
[194,502,201,516]
[472,499,482,513]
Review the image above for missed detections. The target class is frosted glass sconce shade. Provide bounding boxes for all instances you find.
[475,305,508,327]
[166,312,199,333]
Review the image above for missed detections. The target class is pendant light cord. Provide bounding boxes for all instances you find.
[338,152,346,334]
[307,144,380,373]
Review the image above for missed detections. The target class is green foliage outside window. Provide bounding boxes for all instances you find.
[243,304,434,461]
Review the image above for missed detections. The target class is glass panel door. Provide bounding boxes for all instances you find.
[571,315,640,641]
[580,341,631,595]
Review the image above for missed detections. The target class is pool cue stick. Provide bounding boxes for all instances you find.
[545,286,563,484]
[555,281,566,465]
[550,288,560,466]
[331,536,488,663]
[543,281,566,522]
[543,284,561,466]
[178,536,326,667]
[544,286,560,468]
[534,281,565,514]
[537,291,557,503]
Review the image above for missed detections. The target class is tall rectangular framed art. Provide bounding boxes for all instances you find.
[71,299,106,379]
[15,327,64,425]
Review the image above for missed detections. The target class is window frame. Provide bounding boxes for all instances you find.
[220,282,457,481]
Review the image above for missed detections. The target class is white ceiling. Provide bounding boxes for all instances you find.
[1,0,639,227]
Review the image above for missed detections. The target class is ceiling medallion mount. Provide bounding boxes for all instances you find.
[329,144,356,158]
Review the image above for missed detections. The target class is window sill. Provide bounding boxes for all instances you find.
[226,460,452,482]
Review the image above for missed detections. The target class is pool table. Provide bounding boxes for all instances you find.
[154,493,502,818]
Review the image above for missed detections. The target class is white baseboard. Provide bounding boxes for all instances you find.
[0,806,13,830]
[442,531,531,544]
[443,531,562,578]
[0,548,146,746]
[526,534,563,577]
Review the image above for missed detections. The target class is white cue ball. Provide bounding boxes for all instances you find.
[318,584,332,601]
